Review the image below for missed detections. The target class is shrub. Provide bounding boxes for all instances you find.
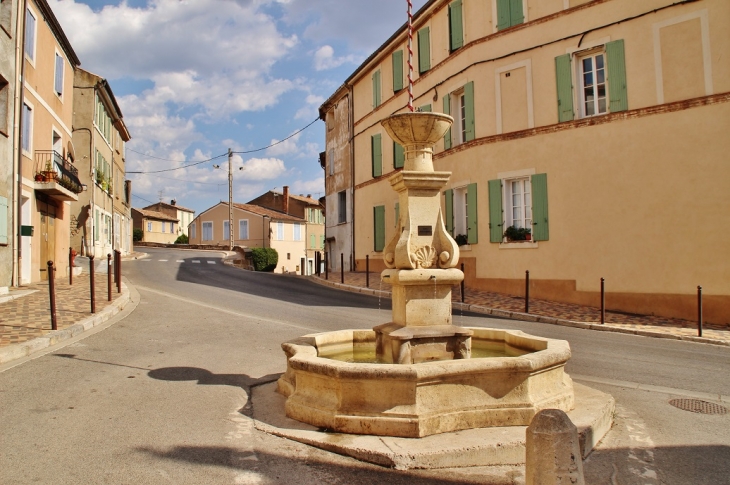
[174,234,189,244]
[133,228,143,242]
[250,247,278,272]
[503,225,531,241]
[455,234,468,246]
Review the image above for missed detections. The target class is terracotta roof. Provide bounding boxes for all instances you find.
[231,203,304,222]
[289,194,322,205]
[143,202,195,213]
[132,208,179,222]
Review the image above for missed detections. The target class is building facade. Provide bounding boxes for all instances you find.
[131,208,178,245]
[321,0,730,323]
[142,200,195,239]
[70,68,131,259]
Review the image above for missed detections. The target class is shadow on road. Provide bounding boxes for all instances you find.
[147,366,280,390]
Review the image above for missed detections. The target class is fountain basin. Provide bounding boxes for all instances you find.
[277,328,574,438]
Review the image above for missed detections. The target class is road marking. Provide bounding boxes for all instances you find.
[225,399,263,484]
[192,260,200,263]
[572,374,730,402]
[134,285,320,332]
[207,261,216,265]
[159,260,168,262]
[176,260,184,263]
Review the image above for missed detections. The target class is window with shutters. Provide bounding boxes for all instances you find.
[392,50,404,92]
[417,27,430,74]
[555,40,628,121]
[488,173,548,245]
[445,184,478,245]
[223,221,230,241]
[372,70,381,108]
[25,8,36,63]
[293,223,302,241]
[239,219,249,240]
[54,52,64,97]
[337,191,346,224]
[21,102,32,153]
[449,0,464,52]
[190,222,196,240]
[506,178,532,230]
[443,82,475,149]
[393,142,404,169]
[202,222,213,241]
[276,222,284,241]
[496,0,525,31]
[371,134,382,177]
[373,205,385,252]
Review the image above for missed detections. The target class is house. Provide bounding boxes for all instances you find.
[142,200,195,239]
[17,0,82,283]
[187,201,309,274]
[247,186,325,271]
[70,68,132,259]
[319,0,730,323]
[131,208,179,245]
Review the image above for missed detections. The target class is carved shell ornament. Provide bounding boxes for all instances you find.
[413,245,437,269]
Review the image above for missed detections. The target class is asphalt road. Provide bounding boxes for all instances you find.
[1,247,728,484]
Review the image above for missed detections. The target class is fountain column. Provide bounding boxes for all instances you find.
[374,112,472,364]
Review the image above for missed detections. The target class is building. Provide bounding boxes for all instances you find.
[131,208,178,245]
[17,0,82,283]
[142,200,195,239]
[187,201,309,274]
[0,0,19,292]
[320,0,730,323]
[70,68,131,259]
[247,186,325,271]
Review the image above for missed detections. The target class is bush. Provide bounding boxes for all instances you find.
[250,247,278,272]
[174,234,189,244]
[455,234,468,246]
[133,228,143,242]
[503,225,531,241]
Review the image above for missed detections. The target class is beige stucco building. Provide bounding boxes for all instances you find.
[188,202,310,274]
[70,68,132,259]
[142,200,195,239]
[131,208,178,245]
[321,0,730,324]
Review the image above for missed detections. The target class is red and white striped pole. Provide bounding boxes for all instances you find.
[407,0,414,111]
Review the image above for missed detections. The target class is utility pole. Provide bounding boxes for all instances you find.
[228,148,233,251]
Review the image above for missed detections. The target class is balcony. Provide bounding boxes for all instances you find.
[34,150,83,201]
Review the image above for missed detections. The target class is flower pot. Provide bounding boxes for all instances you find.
[525,234,532,241]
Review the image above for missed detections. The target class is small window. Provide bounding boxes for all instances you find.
[54,53,64,96]
[328,148,335,176]
[276,222,284,240]
[449,0,464,52]
[337,191,346,224]
[239,219,249,240]
[202,222,213,241]
[24,8,36,62]
[372,70,381,108]
[191,222,196,239]
[287,253,291,260]
[293,223,302,241]
[223,220,230,241]
[147,221,152,232]
[418,27,430,74]
[21,102,32,152]
[505,178,532,230]
[578,51,607,117]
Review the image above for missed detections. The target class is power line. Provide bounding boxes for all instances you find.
[130,173,227,186]
[126,152,229,174]
[233,117,319,155]
[132,193,157,205]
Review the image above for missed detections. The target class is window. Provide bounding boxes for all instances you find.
[449,0,464,52]
[392,50,404,92]
[161,222,167,233]
[147,221,152,233]
[0,76,9,136]
[337,191,346,224]
[21,103,32,153]
[442,82,475,149]
[293,223,302,241]
[393,142,404,169]
[328,148,335,176]
[276,222,284,240]
[372,70,381,108]
[488,173,549,242]
[24,8,36,62]
[191,222,196,239]
[371,134,382,177]
[320,235,325,249]
[239,219,249,240]
[445,183,478,244]
[202,222,213,241]
[223,220,230,241]
[555,40,628,122]
[54,53,64,96]
[170,222,175,233]
[373,205,385,252]
[496,0,524,31]
[417,27,430,74]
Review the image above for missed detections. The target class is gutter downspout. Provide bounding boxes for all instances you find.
[72,127,93,257]
[13,0,29,287]
[348,85,355,273]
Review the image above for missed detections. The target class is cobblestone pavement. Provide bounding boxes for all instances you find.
[316,271,730,345]
[0,272,120,348]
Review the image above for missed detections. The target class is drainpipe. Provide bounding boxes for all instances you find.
[12,0,29,286]
[348,85,355,272]
[72,126,93,257]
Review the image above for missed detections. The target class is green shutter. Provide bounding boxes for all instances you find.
[467,183,478,244]
[374,205,386,252]
[393,141,405,169]
[392,50,404,92]
[449,0,464,51]
[445,189,454,236]
[509,0,524,26]
[419,104,432,112]
[496,0,511,30]
[371,134,382,177]
[606,39,628,113]
[531,173,549,241]
[443,94,452,150]
[372,70,381,108]
[418,27,430,73]
[464,81,475,142]
[555,54,575,122]
[0,195,7,245]
[310,234,315,249]
[488,179,504,243]
[395,202,400,228]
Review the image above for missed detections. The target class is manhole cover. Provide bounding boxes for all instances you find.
[669,398,728,415]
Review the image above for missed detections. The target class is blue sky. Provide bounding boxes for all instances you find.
[50,0,428,213]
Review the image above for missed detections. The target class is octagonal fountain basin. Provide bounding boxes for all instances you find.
[277,328,574,438]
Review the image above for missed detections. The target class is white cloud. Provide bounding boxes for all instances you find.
[290,177,324,197]
[313,45,358,71]
[266,132,301,157]
[241,157,288,181]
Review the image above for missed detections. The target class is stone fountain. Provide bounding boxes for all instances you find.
[275,112,579,439]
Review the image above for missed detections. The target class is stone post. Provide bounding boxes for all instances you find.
[525,409,585,485]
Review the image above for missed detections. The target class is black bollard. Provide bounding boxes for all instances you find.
[89,255,96,314]
[107,254,112,302]
[601,278,606,325]
[341,253,344,284]
[698,286,703,337]
[525,270,530,314]
[48,261,57,331]
[366,255,369,288]
[461,263,465,303]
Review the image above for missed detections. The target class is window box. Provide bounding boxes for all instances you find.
[503,225,531,242]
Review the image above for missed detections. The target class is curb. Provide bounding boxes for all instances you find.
[0,284,132,365]
[306,276,730,348]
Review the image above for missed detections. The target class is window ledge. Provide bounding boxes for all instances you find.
[458,244,472,251]
[499,241,538,249]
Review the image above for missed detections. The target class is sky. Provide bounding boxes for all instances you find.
[49,0,429,214]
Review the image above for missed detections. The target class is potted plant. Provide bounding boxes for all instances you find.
[455,234,468,246]
[503,225,531,242]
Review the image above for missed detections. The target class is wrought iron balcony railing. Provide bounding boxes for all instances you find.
[34,150,83,194]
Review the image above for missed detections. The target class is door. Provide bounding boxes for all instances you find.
[38,198,56,281]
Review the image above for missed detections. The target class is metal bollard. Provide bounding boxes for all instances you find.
[525,270,530,314]
[89,255,96,314]
[601,278,606,325]
[698,286,703,337]
[325,252,328,280]
[341,253,344,284]
[69,248,73,285]
[461,263,465,303]
[115,250,122,293]
[48,261,57,331]
[107,254,112,302]
[366,255,370,288]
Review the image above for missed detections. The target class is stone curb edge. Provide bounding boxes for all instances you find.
[306,276,729,348]
[0,285,131,365]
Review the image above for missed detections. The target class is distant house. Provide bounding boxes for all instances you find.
[142,200,195,238]
[131,208,178,244]
[188,201,310,274]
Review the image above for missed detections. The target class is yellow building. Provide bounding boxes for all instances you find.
[131,208,179,245]
[320,0,730,324]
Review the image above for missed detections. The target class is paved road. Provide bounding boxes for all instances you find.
[1,247,728,484]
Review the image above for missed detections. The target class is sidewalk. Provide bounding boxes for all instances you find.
[310,271,730,347]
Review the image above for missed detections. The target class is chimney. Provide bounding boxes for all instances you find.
[170,199,176,206]
[283,186,289,214]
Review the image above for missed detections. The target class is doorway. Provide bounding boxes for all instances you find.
[37,196,57,281]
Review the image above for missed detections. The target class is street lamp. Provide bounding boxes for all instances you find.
[213,149,245,251]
